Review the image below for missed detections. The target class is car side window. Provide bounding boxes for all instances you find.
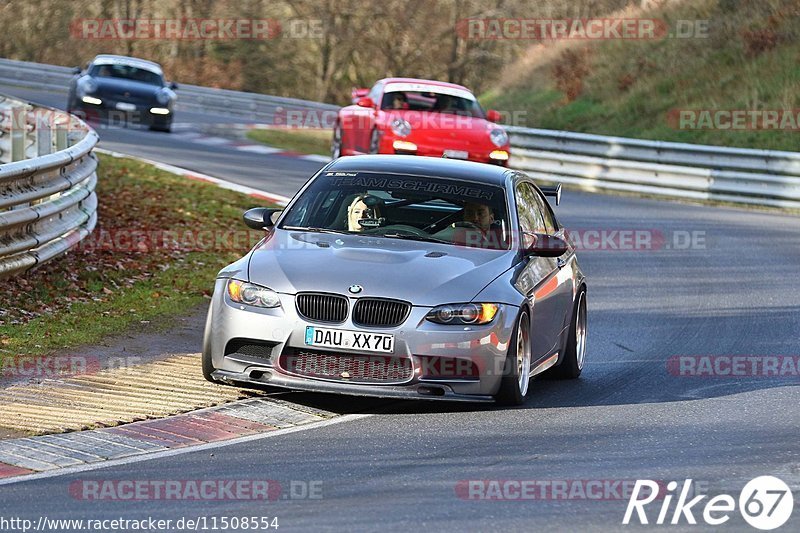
[367,83,383,102]
[532,190,557,234]
[515,182,546,234]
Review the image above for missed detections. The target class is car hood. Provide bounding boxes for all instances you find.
[247,230,516,306]
[90,76,163,99]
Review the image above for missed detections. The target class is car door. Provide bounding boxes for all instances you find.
[532,186,575,344]
[514,180,563,364]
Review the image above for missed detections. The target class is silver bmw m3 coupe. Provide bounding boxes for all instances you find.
[202,155,587,405]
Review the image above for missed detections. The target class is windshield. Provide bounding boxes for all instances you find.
[89,63,164,86]
[381,90,485,118]
[280,171,510,250]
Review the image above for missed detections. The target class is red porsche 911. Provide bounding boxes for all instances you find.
[332,78,510,166]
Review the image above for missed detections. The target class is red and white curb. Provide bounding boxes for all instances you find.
[95,148,294,206]
[0,398,357,484]
[0,149,369,484]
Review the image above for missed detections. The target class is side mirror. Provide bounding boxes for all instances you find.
[169,81,178,90]
[356,96,375,108]
[486,109,502,122]
[540,184,562,206]
[72,66,82,75]
[351,87,369,102]
[243,208,282,230]
[523,232,568,257]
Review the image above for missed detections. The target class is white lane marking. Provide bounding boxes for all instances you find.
[171,131,203,140]
[235,144,283,154]
[585,360,653,363]
[0,414,371,486]
[192,136,231,146]
[94,148,293,206]
[299,154,331,163]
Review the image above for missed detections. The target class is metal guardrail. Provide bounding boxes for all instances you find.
[507,127,800,209]
[0,93,98,277]
[2,57,799,210]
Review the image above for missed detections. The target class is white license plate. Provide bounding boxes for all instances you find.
[444,149,469,160]
[115,102,137,111]
[305,326,394,353]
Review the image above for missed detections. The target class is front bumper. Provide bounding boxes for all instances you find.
[377,133,510,166]
[211,368,495,402]
[203,278,519,402]
[73,100,172,127]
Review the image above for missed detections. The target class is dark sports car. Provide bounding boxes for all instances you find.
[203,155,587,405]
[67,54,177,132]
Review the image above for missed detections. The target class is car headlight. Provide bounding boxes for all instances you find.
[156,91,170,105]
[426,303,499,325]
[77,80,97,96]
[227,279,281,308]
[390,118,412,137]
[489,128,508,147]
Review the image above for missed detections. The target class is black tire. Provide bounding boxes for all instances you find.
[150,121,172,133]
[202,349,217,383]
[368,128,380,154]
[331,123,343,159]
[494,310,532,406]
[201,304,222,384]
[549,289,587,379]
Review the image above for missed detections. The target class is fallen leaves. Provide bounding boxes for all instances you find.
[0,155,260,328]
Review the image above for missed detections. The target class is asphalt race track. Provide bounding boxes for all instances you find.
[1,83,798,531]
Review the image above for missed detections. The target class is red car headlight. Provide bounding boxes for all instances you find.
[391,118,412,137]
[489,128,509,147]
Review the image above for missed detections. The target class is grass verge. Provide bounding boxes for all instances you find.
[483,0,800,152]
[246,127,331,156]
[0,153,266,363]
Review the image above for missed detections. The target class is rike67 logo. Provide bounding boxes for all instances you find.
[624,477,794,530]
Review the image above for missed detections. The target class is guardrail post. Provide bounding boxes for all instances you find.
[36,115,52,156]
[55,124,68,151]
[10,105,25,162]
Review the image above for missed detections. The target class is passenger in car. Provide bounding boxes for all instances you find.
[382,92,408,110]
[346,194,383,232]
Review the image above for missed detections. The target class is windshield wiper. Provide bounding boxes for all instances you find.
[379,232,449,244]
[282,226,350,235]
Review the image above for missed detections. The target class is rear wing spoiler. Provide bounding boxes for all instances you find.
[540,183,562,206]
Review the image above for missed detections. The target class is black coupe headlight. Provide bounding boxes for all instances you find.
[156,91,170,105]
[426,303,499,325]
[77,80,98,96]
